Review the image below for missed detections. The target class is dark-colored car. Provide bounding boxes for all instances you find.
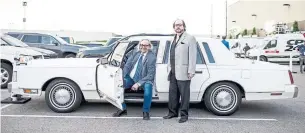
[6,32,87,58]
[76,36,124,58]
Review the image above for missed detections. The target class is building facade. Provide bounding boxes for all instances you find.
[228,0,305,37]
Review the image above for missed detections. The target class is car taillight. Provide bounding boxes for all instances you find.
[288,70,294,84]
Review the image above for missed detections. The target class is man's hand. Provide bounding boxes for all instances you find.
[131,83,140,91]
[188,73,195,79]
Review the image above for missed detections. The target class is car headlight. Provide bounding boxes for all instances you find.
[14,54,34,65]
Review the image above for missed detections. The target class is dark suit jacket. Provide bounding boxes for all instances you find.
[123,50,157,86]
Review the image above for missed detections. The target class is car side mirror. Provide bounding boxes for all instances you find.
[99,57,108,65]
[53,42,59,46]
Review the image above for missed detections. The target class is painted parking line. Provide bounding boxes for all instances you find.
[0,114,278,121]
[1,104,12,110]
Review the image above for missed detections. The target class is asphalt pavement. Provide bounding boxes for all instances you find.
[1,65,305,133]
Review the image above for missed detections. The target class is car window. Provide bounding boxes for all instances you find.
[163,41,205,64]
[22,35,41,43]
[41,36,60,45]
[7,33,20,38]
[264,40,277,49]
[202,42,215,63]
[196,43,205,64]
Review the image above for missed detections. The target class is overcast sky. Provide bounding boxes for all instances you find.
[0,0,238,35]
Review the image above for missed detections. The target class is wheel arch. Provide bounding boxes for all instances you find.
[63,52,76,56]
[201,80,245,101]
[42,77,85,100]
[1,59,13,66]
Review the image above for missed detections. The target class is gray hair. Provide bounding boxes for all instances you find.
[138,39,153,50]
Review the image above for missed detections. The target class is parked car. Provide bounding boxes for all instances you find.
[76,36,124,58]
[6,32,87,58]
[0,34,57,88]
[9,33,298,116]
[247,34,305,63]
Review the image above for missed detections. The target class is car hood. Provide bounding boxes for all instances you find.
[26,58,99,68]
[81,46,111,51]
[1,46,43,56]
[64,44,87,48]
[27,47,57,55]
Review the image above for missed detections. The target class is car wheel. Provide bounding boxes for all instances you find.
[259,56,268,62]
[65,54,76,58]
[204,82,242,116]
[1,63,13,89]
[45,79,83,113]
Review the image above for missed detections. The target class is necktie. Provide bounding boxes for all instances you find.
[133,54,143,82]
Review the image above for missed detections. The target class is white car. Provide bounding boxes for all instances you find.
[0,34,56,88]
[9,34,298,116]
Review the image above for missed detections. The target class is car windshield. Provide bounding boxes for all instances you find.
[105,37,123,47]
[54,35,69,44]
[61,37,70,43]
[1,35,29,47]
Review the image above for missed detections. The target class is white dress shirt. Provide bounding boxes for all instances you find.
[130,52,147,79]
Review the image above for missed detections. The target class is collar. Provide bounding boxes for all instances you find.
[140,52,148,56]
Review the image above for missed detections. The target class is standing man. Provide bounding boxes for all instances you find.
[163,19,197,123]
[112,39,157,120]
[297,43,305,73]
[221,36,230,50]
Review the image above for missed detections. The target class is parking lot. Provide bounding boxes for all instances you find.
[1,65,304,133]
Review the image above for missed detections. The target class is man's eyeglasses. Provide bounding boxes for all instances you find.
[140,44,150,47]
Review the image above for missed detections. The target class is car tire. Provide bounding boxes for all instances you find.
[259,56,268,62]
[64,54,76,58]
[1,63,13,89]
[45,78,83,113]
[204,82,242,116]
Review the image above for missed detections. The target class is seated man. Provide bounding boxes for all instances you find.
[112,39,157,120]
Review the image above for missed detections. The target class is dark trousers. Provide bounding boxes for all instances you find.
[168,71,191,118]
[300,56,305,73]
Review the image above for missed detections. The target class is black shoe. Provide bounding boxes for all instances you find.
[112,109,127,117]
[163,114,178,119]
[178,117,188,123]
[143,112,150,120]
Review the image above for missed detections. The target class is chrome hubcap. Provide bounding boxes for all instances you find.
[49,83,76,109]
[215,91,232,107]
[54,89,71,105]
[1,68,9,85]
[211,85,237,112]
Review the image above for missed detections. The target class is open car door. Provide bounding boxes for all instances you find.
[96,41,130,110]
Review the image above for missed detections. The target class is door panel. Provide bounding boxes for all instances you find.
[97,65,123,110]
[96,41,130,110]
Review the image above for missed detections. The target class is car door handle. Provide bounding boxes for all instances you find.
[195,71,202,74]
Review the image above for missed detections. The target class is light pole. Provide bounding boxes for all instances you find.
[283,4,290,33]
[210,3,213,38]
[23,1,27,30]
[225,0,228,37]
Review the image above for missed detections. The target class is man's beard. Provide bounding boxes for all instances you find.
[175,29,183,33]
